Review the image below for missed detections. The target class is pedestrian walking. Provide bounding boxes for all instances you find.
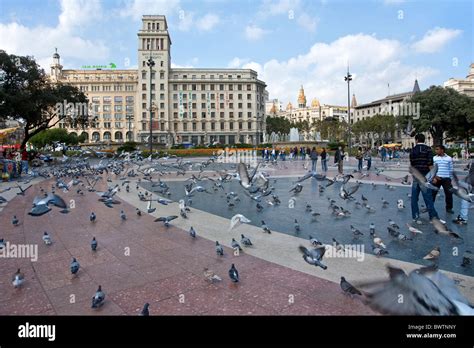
[409,134,439,224]
[432,145,454,214]
[310,147,318,173]
[321,148,328,172]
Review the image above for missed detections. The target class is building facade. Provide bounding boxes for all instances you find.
[50,15,267,146]
[444,63,474,98]
[352,80,428,148]
[269,85,348,124]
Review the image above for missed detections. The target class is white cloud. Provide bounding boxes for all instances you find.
[231,33,437,106]
[196,13,220,31]
[119,0,181,21]
[228,57,250,68]
[176,12,219,32]
[297,13,318,32]
[384,0,406,4]
[0,0,109,70]
[259,0,301,17]
[245,24,270,41]
[177,10,194,31]
[411,27,462,53]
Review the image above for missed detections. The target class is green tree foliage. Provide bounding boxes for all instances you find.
[408,86,474,146]
[266,116,291,135]
[29,128,80,148]
[0,50,89,147]
[312,117,348,142]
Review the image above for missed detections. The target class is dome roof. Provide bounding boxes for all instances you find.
[311,98,320,108]
[269,103,277,114]
[286,102,293,110]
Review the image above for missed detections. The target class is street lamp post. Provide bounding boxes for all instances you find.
[344,67,352,154]
[146,55,155,153]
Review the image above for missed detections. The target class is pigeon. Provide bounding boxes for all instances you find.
[91,237,98,251]
[423,246,441,260]
[154,215,178,227]
[189,226,196,238]
[228,264,239,282]
[12,268,25,288]
[388,219,399,229]
[29,193,67,216]
[120,210,126,221]
[294,219,301,232]
[332,238,345,252]
[12,215,19,226]
[387,226,412,241]
[229,214,251,231]
[309,235,322,246]
[240,234,252,247]
[350,225,364,238]
[215,241,224,256]
[373,236,386,249]
[91,285,105,308]
[0,238,5,250]
[461,251,472,267]
[406,223,423,235]
[147,200,156,214]
[369,223,375,236]
[70,258,80,275]
[256,202,264,212]
[409,165,440,192]
[432,218,463,239]
[261,220,271,234]
[372,245,389,257]
[298,245,327,270]
[340,276,362,296]
[42,232,52,245]
[140,303,150,316]
[289,183,303,194]
[359,265,474,315]
[90,212,96,222]
[203,268,222,283]
[231,238,242,251]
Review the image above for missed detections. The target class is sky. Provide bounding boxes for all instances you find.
[0,0,472,106]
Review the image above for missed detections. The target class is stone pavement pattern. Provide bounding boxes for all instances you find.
[0,178,374,315]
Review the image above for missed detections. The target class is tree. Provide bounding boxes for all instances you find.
[313,118,347,142]
[29,128,80,148]
[266,116,291,135]
[0,50,89,148]
[408,86,474,146]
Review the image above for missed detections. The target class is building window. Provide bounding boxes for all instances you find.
[103,105,111,112]
[126,96,134,104]
[201,122,206,130]
[182,84,187,91]
[220,122,225,130]
[183,123,187,131]
[229,103,234,109]
[201,112,206,118]
[220,103,224,109]
[92,97,100,103]
[229,122,233,130]
[238,112,243,118]
[174,123,178,130]
[160,72,164,79]
[160,83,164,91]
[211,122,215,130]
[220,112,224,118]
[229,112,234,118]
[239,122,243,130]
[114,96,123,103]
[210,84,215,91]
[238,103,242,109]
[173,84,178,91]
[248,122,252,129]
[201,103,206,108]
[192,123,197,131]
[247,103,252,108]
[173,112,178,118]
[114,105,122,112]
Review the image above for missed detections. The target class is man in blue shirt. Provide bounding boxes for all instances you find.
[409,134,439,224]
[432,145,454,213]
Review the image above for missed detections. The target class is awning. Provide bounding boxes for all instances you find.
[382,143,402,148]
[0,127,19,139]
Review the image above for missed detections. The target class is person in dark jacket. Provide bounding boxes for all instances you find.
[320,148,327,172]
[334,146,344,175]
[310,147,318,172]
[409,134,439,224]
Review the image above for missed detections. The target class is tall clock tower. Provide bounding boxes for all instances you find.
[137,15,171,144]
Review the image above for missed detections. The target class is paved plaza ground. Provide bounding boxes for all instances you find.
[0,156,472,315]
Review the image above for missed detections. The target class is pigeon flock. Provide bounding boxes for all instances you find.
[1,149,473,316]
